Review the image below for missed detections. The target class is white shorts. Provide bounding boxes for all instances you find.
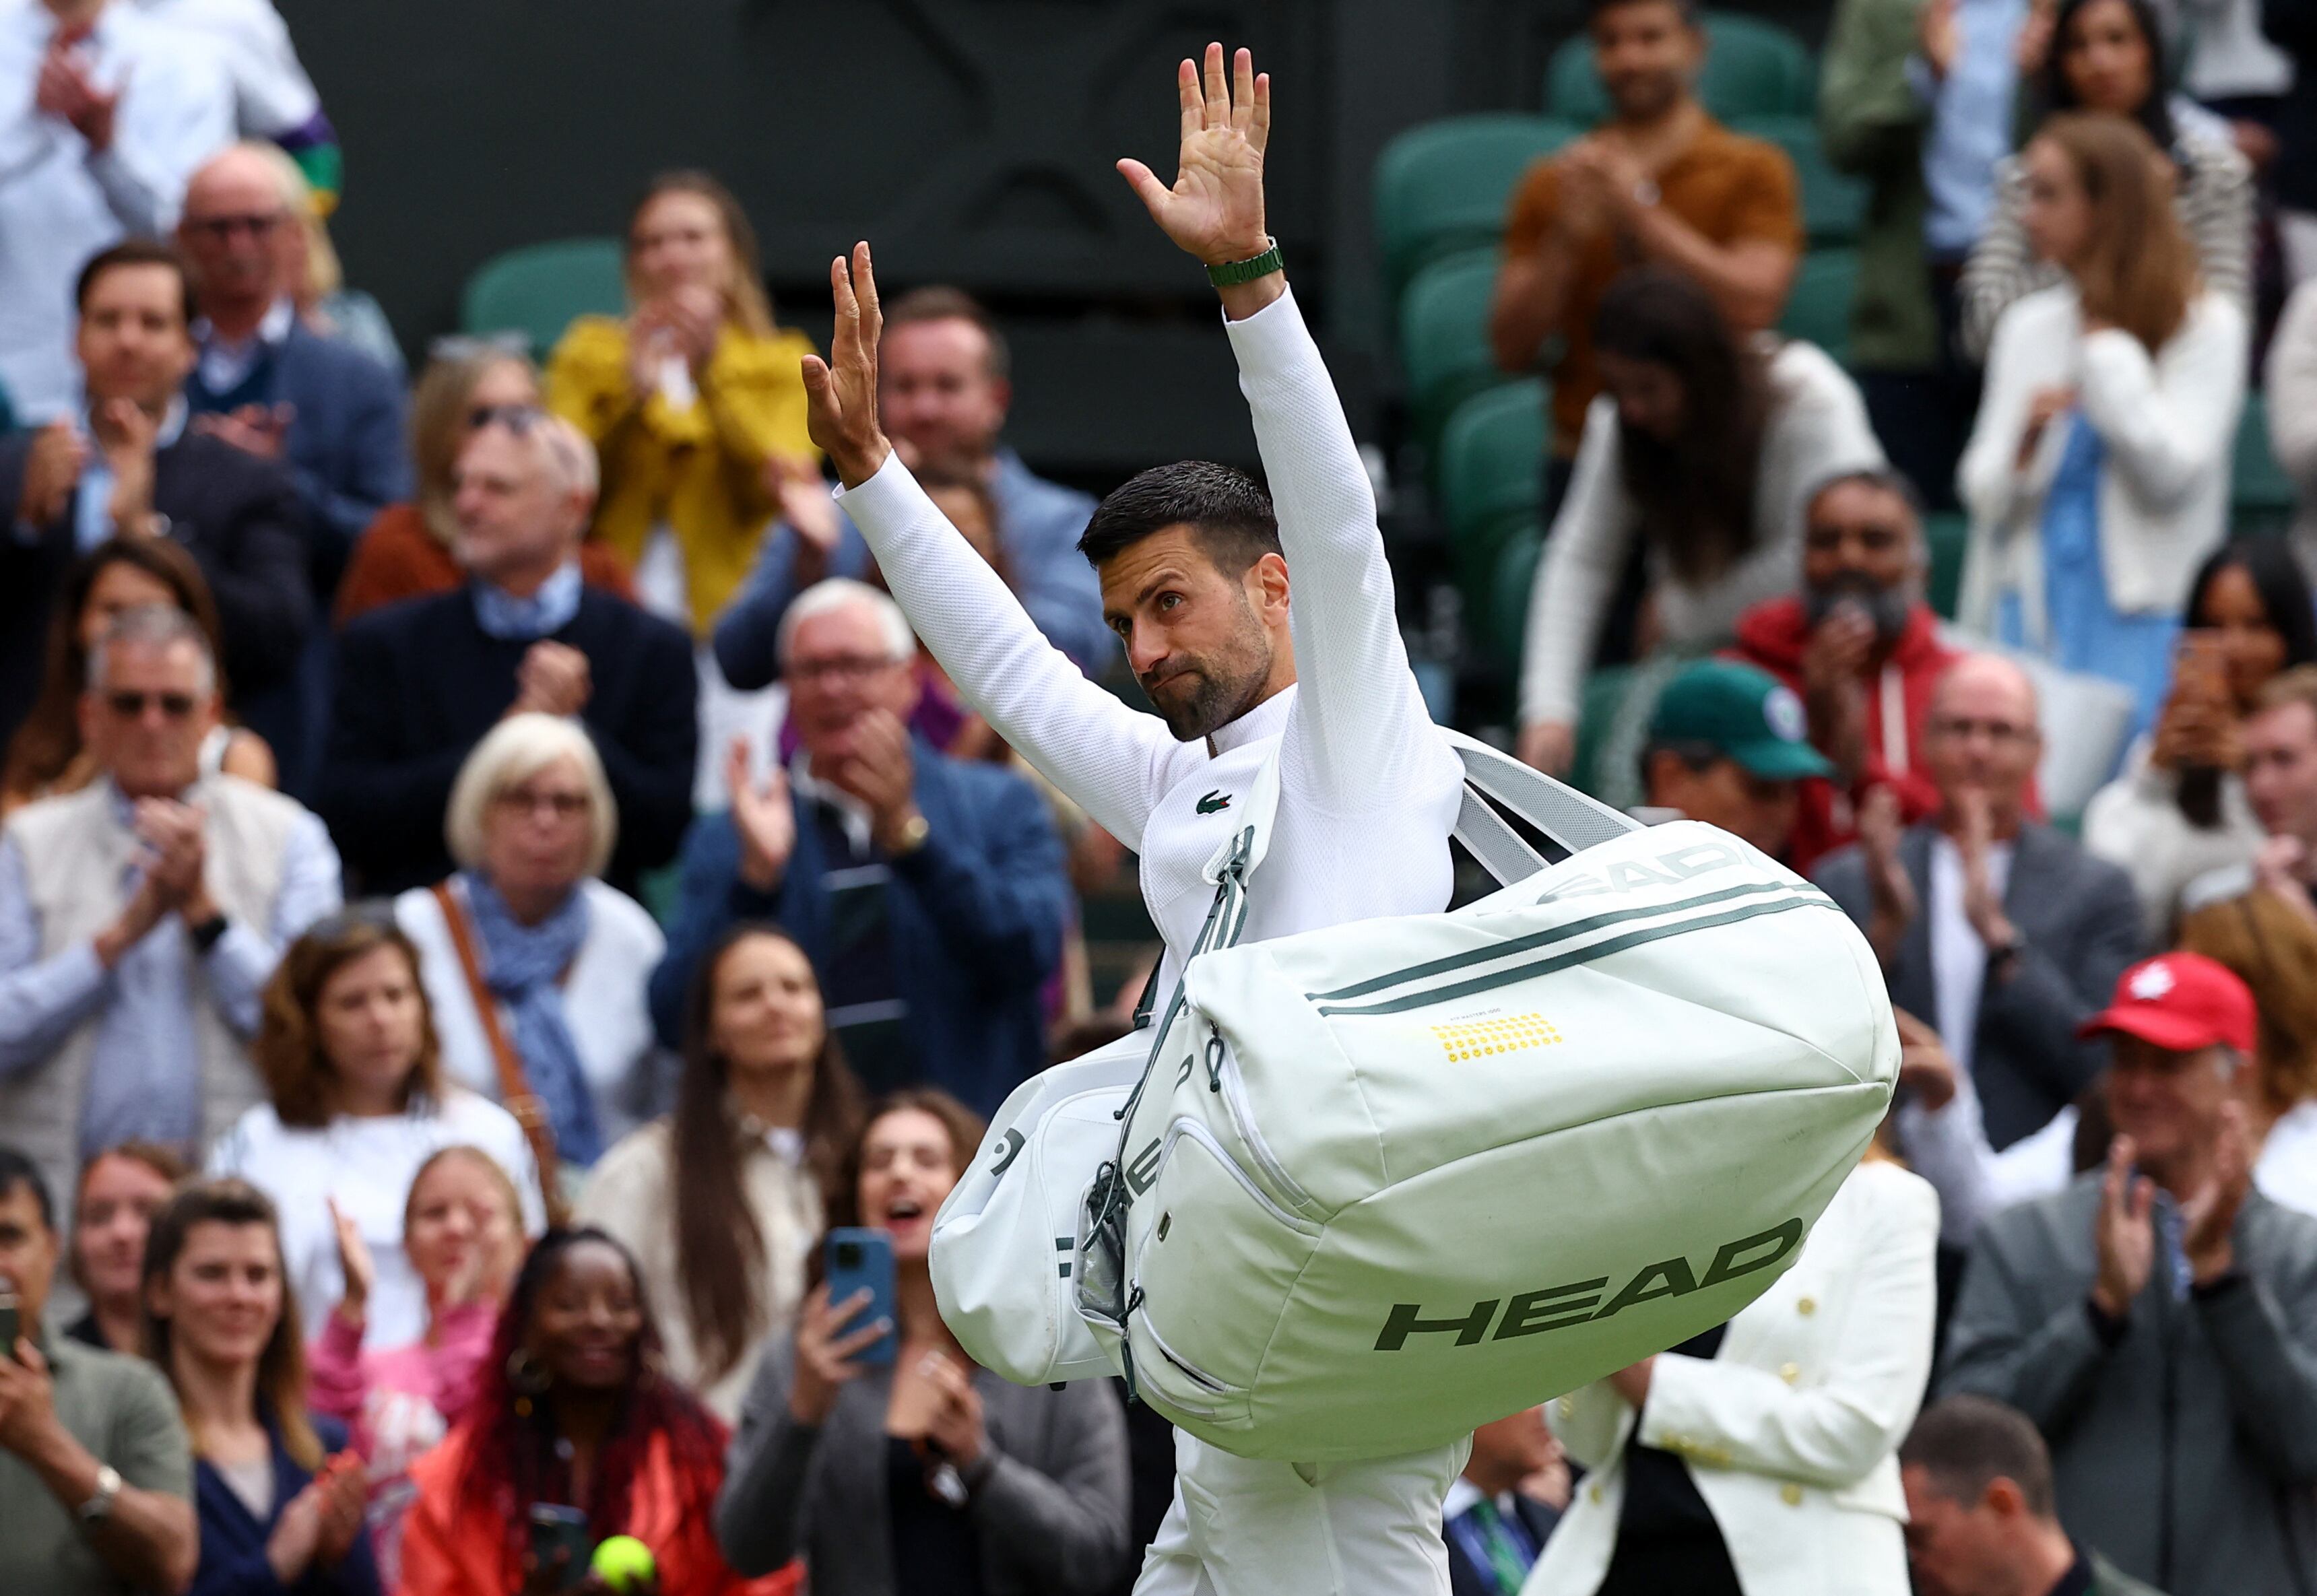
[1133,1429,1470,1596]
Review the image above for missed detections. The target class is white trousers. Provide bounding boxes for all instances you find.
[1132,1429,1470,1596]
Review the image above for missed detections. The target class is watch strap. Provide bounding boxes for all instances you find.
[79,1463,122,1523]
[189,912,230,954]
[1206,239,1284,287]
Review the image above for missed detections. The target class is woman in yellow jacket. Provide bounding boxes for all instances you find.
[548,170,817,636]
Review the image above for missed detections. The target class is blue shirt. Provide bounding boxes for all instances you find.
[471,560,583,640]
[0,785,343,1156]
[69,398,189,552]
[1915,0,2027,260]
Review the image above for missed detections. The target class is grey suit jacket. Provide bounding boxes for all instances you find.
[1814,820,2145,1149]
[717,1334,1132,1596]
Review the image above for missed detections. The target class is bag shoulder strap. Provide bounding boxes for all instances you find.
[430,880,567,1222]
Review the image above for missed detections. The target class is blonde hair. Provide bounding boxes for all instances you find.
[626,171,775,337]
[411,348,541,543]
[444,712,618,878]
[2032,112,2198,354]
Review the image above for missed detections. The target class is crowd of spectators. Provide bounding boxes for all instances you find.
[0,0,2314,1591]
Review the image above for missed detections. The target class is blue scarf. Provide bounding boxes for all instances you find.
[461,871,601,1166]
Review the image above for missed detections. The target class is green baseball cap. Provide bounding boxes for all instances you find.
[1648,661,1835,780]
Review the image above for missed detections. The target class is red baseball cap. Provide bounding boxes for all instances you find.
[2077,952,2257,1054]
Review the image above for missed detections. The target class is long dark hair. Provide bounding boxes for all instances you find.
[2176,541,2317,828]
[2,538,232,805]
[2040,0,2178,153]
[673,925,863,1386]
[1594,268,1769,587]
[141,1179,323,1470]
[459,1228,727,1583]
[255,915,445,1129]
[824,1089,987,1234]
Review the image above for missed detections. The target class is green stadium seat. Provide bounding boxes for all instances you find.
[1546,13,1815,125]
[1375,115,1584,302]
[1438,381,1548,595]
[460,238,628,356]
[1923,510,1968,620]
[2233,392,2299,535]
[1726,113,1867,245]
[1777,248,1857,365]
[1398,248,1511,446]
[1482,522,1544,671]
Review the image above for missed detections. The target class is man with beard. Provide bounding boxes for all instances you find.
[1734,469,1959,873]
[769,44,1472,1596]
[1489,0,1800,496]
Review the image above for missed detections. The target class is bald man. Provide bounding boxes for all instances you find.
[176,141,407,577]
[320,413,696,896]
[1814,654,2144,1151]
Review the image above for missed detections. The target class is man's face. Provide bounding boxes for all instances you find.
[1592,0,1702,122]
[177,153,290,313]
[2244,702,2317,846]
[2106,1035,2239,1174]
[784,603,919,767]
[1924,665,2041,821]
[76,263,197,409]
[1899,1468,2013,1596]
[1802,479,1920,638]
[79,640,219,799]
[1650,752,1801,857]
[0,1181,59,1331]
[1098,527,1282,742]
[880,318,1008,477]
[451,428,578,585]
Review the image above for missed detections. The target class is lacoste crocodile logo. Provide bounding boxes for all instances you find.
[1196,791,1232,815]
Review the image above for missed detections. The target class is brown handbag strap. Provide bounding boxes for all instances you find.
[432,879,568,1225]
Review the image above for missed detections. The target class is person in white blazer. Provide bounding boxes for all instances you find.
[1516,267,1884,778]
[1957,113,2249,737]
[1522,1152,1939,1596]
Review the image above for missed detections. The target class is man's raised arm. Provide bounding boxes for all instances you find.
[1117,45,1447,801]
[805,250,1180,851]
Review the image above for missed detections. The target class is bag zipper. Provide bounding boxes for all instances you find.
[1162,1118,1322,1235]
[1206,1026,1319,1216]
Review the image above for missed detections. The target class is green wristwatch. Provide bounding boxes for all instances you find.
[1207,238,1284,287]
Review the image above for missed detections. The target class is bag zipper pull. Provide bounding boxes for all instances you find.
[1204,1026,1227,1093]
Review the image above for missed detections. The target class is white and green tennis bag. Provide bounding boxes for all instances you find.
[932,732,1897,1462]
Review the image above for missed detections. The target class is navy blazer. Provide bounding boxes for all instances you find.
[651,747,1071,1116]
[191,1411,381,1596]
[0,426,313,754]
[187,319,410,585]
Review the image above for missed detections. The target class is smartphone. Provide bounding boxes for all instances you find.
[527,1504,591,1592]
[2176,629,2229,700]
[0,1282,18,1362]
[824,1226,897,1366]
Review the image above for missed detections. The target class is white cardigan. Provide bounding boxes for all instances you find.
[1524,1160,1938,1596]
[2266,278,2317,579]
[1956,285,2248,638]
[393,878,668,1153]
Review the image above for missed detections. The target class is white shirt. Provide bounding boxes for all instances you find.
[207,1089,547,1348]
[0,0,234,420]
[132,0,320,139]
[193,292,293,395]
[1928,834,2013,1075]
[837,288,1467,990]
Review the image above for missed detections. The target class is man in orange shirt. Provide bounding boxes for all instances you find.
[1490,0,1803,490]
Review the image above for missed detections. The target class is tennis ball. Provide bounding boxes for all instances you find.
[590,1535,656,1592]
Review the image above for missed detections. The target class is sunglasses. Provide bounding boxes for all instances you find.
[104,690,199,720]
[467,403,546,434]
[183,211,286,241]
[429,331,531,362]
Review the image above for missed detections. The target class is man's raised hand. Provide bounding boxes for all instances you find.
[1119,44,1272,270]
[802,243,892,490]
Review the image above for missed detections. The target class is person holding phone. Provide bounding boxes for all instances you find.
[718,1090,1132,1595]
[140,1176,379,1596]
[395,1226,791,1595]
[2084,541,2317,939]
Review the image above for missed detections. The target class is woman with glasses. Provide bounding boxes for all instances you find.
[335,343,636,628]
[546,170,817,638]
[392,714,667,1195]
[3,537,275,814]
[206,911,544,1349]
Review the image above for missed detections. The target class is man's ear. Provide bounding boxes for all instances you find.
[1247,550,1291,618]
[1983,1477,2028,1519]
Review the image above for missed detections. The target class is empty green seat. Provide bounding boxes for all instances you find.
[1546,12,1815,125]
[1399,248,1511,446]
[1438,380,1548,594]
[1777,248,1858,366]
[1482,523,1544,671]
[1727,113,1866,244]
[1374,114,1584,302]
[2234,392,2299,535]
[461,238,628,356]
[1923,510,1968,620]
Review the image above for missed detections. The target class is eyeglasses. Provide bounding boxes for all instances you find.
[430,331,531,362]
[492,787,590,819]
[103,690,198,720]
[787,655,905,686]
[467,403,546,435]
[1926,716,2036,745]
[183,211,286,241]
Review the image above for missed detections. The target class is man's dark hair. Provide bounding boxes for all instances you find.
[0,1143,55,1232]
[75,238,195,327]
[1637,739,1723,796]
[1899,1396,2057,1518]
[1590,0,1701,28]
[1078,461,1280,576]
[884,285,1010,381]
[1808,466,1926,525]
